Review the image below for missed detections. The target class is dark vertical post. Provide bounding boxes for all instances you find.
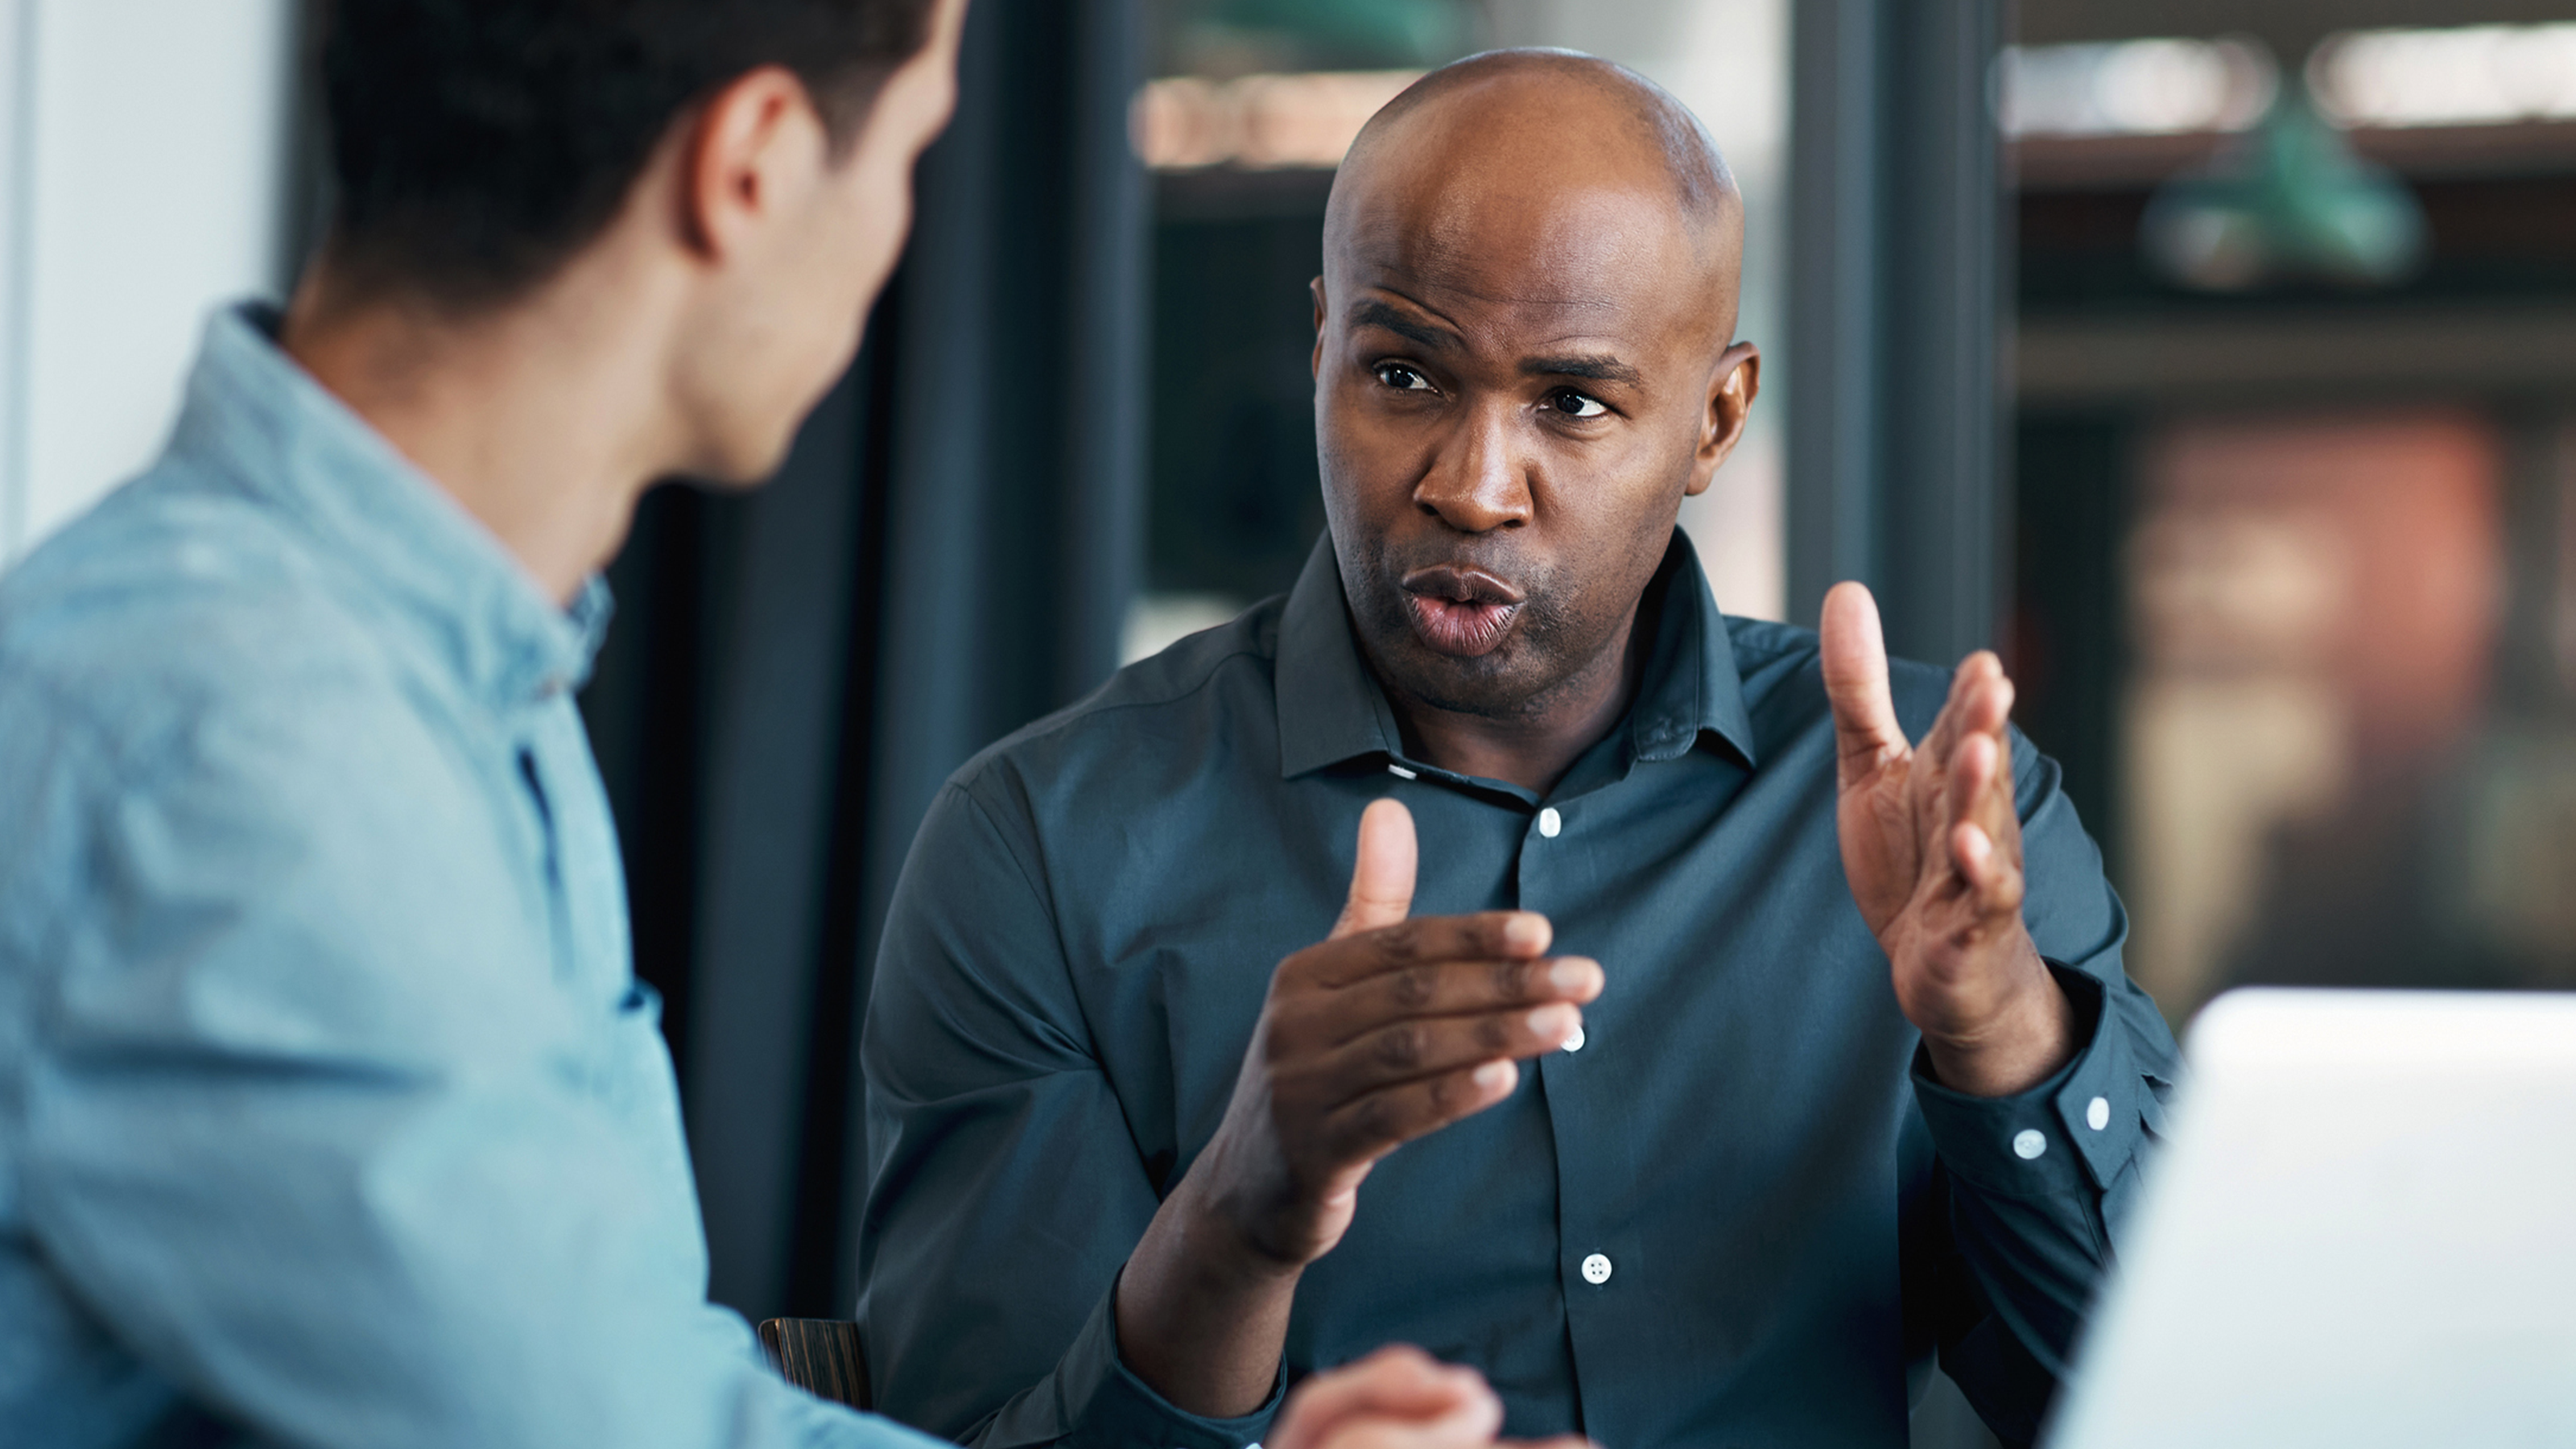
[1786,0,1883,632]
[1787,0,2010,670]
[1794,9,2015,1445]
[856,0,1003,961]
[684,374,869,1321]
[826,0,1150,1310]
[856,0,1147,943]
[581,0,1153,1322]
[1063,0,1150,696]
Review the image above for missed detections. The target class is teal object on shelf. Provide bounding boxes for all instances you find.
[1195,0,1470,69]
[2141,83,2427,292]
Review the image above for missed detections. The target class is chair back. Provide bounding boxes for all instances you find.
[757,1318,872,1411]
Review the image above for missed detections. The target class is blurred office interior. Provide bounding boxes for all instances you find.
[4,2,2575,1443]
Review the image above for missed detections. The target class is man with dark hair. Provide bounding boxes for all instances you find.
[0,6,1567,1449]
[859,51,2178,1449]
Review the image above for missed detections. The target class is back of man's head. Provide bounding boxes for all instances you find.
[319,0,942,308]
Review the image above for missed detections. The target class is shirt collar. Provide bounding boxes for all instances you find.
[1274,529,1758,781]
[165,303,612,709]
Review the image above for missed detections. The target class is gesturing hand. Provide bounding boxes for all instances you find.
[1819,583,2074,1097]
[1270,1345,1593,1449]
[1114,799,1603,1418]
[1193,798,1603,1269]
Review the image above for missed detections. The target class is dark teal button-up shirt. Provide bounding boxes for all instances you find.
[858,534,2177,1449]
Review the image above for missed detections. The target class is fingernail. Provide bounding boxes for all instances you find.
[1527,1004,1573,1037]
[1505,914,1550,953]
[1473,1060,1514,1092]
[1548,958,1592,993]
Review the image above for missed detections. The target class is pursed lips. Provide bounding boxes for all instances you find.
[1400,564,1526,658]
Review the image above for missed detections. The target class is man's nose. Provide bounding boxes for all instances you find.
[1413,402,1533,534]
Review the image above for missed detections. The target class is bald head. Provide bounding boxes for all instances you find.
[1305,47,1763,738]
[1327,49,1744,335]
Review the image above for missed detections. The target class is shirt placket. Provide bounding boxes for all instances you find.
[1521,790,1651,1442]
[523,697,631,1001]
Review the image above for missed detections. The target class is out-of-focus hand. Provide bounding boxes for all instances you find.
[1819,583,2074,1097]
[1188,798,1602,1269]
[1269,1345,1596,1449]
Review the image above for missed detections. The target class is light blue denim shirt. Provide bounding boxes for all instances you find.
[0,305,931,1449]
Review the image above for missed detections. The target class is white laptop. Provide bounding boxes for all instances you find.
[2046,988,2576,1448]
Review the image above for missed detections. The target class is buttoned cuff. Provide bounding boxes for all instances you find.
[1047,1272,1284,1449]
[1911,964,2143,1198]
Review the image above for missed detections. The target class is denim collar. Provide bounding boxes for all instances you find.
[165,303,610,710]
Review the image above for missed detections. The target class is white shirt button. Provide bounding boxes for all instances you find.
[2086,1096,2111,1132]
[1580,1253,1612,1285]
[1561,1024,1587,1053]
[2013,1129,2048,1160]
[1538,807,1563,838]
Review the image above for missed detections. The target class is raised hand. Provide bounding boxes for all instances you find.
[1115,799,1603,1417]
[1270,1345,1595,1449]
[1195,797,1600,1266]
[1818,583,2074,1097]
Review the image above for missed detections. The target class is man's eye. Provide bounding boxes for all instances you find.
[1547,390,1608,419]
[1374,362,1434,392]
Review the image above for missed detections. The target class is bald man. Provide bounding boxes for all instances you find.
[857,52,2175,1449]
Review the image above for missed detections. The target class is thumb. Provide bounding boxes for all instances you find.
[1332,798,1417,939]
[1819,581,1907,789]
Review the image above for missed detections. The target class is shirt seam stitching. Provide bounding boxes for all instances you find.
[0,659,179,789]
[0,698,115,979]
[947,778,1063,939]
[960,641,1277,773]
[941,780,1112,1069]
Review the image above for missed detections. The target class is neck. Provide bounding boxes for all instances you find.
[1381,599,1650,796]
[278,253,681,605]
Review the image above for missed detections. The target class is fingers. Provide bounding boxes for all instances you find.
[1307,911,1553,989]
[1333,799,1418,939]
[1306,1406,1510,1449]
[1934,668,2017,836]
[1315,1418,1526,1449]
[1315,999,1584,1102]
[1270,1346,1501,1449]
[1819,582,1906,789]
[1942,731,2025,917]
[1354,954,1604,1026]
[1321,1058,1523,1166]
[1915,651,1991,770]
[1965,658,2014,735]
[1922,651,2013,771]
[1265,944,1597,1172]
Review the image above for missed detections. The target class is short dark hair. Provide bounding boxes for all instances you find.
[318,0,941,306]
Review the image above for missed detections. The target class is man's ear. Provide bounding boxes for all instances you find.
[1310,275,1329,379]
[1683,341,1763,497]
[678,65,826,262]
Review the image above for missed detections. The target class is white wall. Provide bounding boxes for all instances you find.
[0,0,296,564]
[1487,0,1792,621]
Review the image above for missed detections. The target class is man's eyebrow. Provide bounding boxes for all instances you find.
[1521,353,1643,387]
[1348,300,1458,351]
